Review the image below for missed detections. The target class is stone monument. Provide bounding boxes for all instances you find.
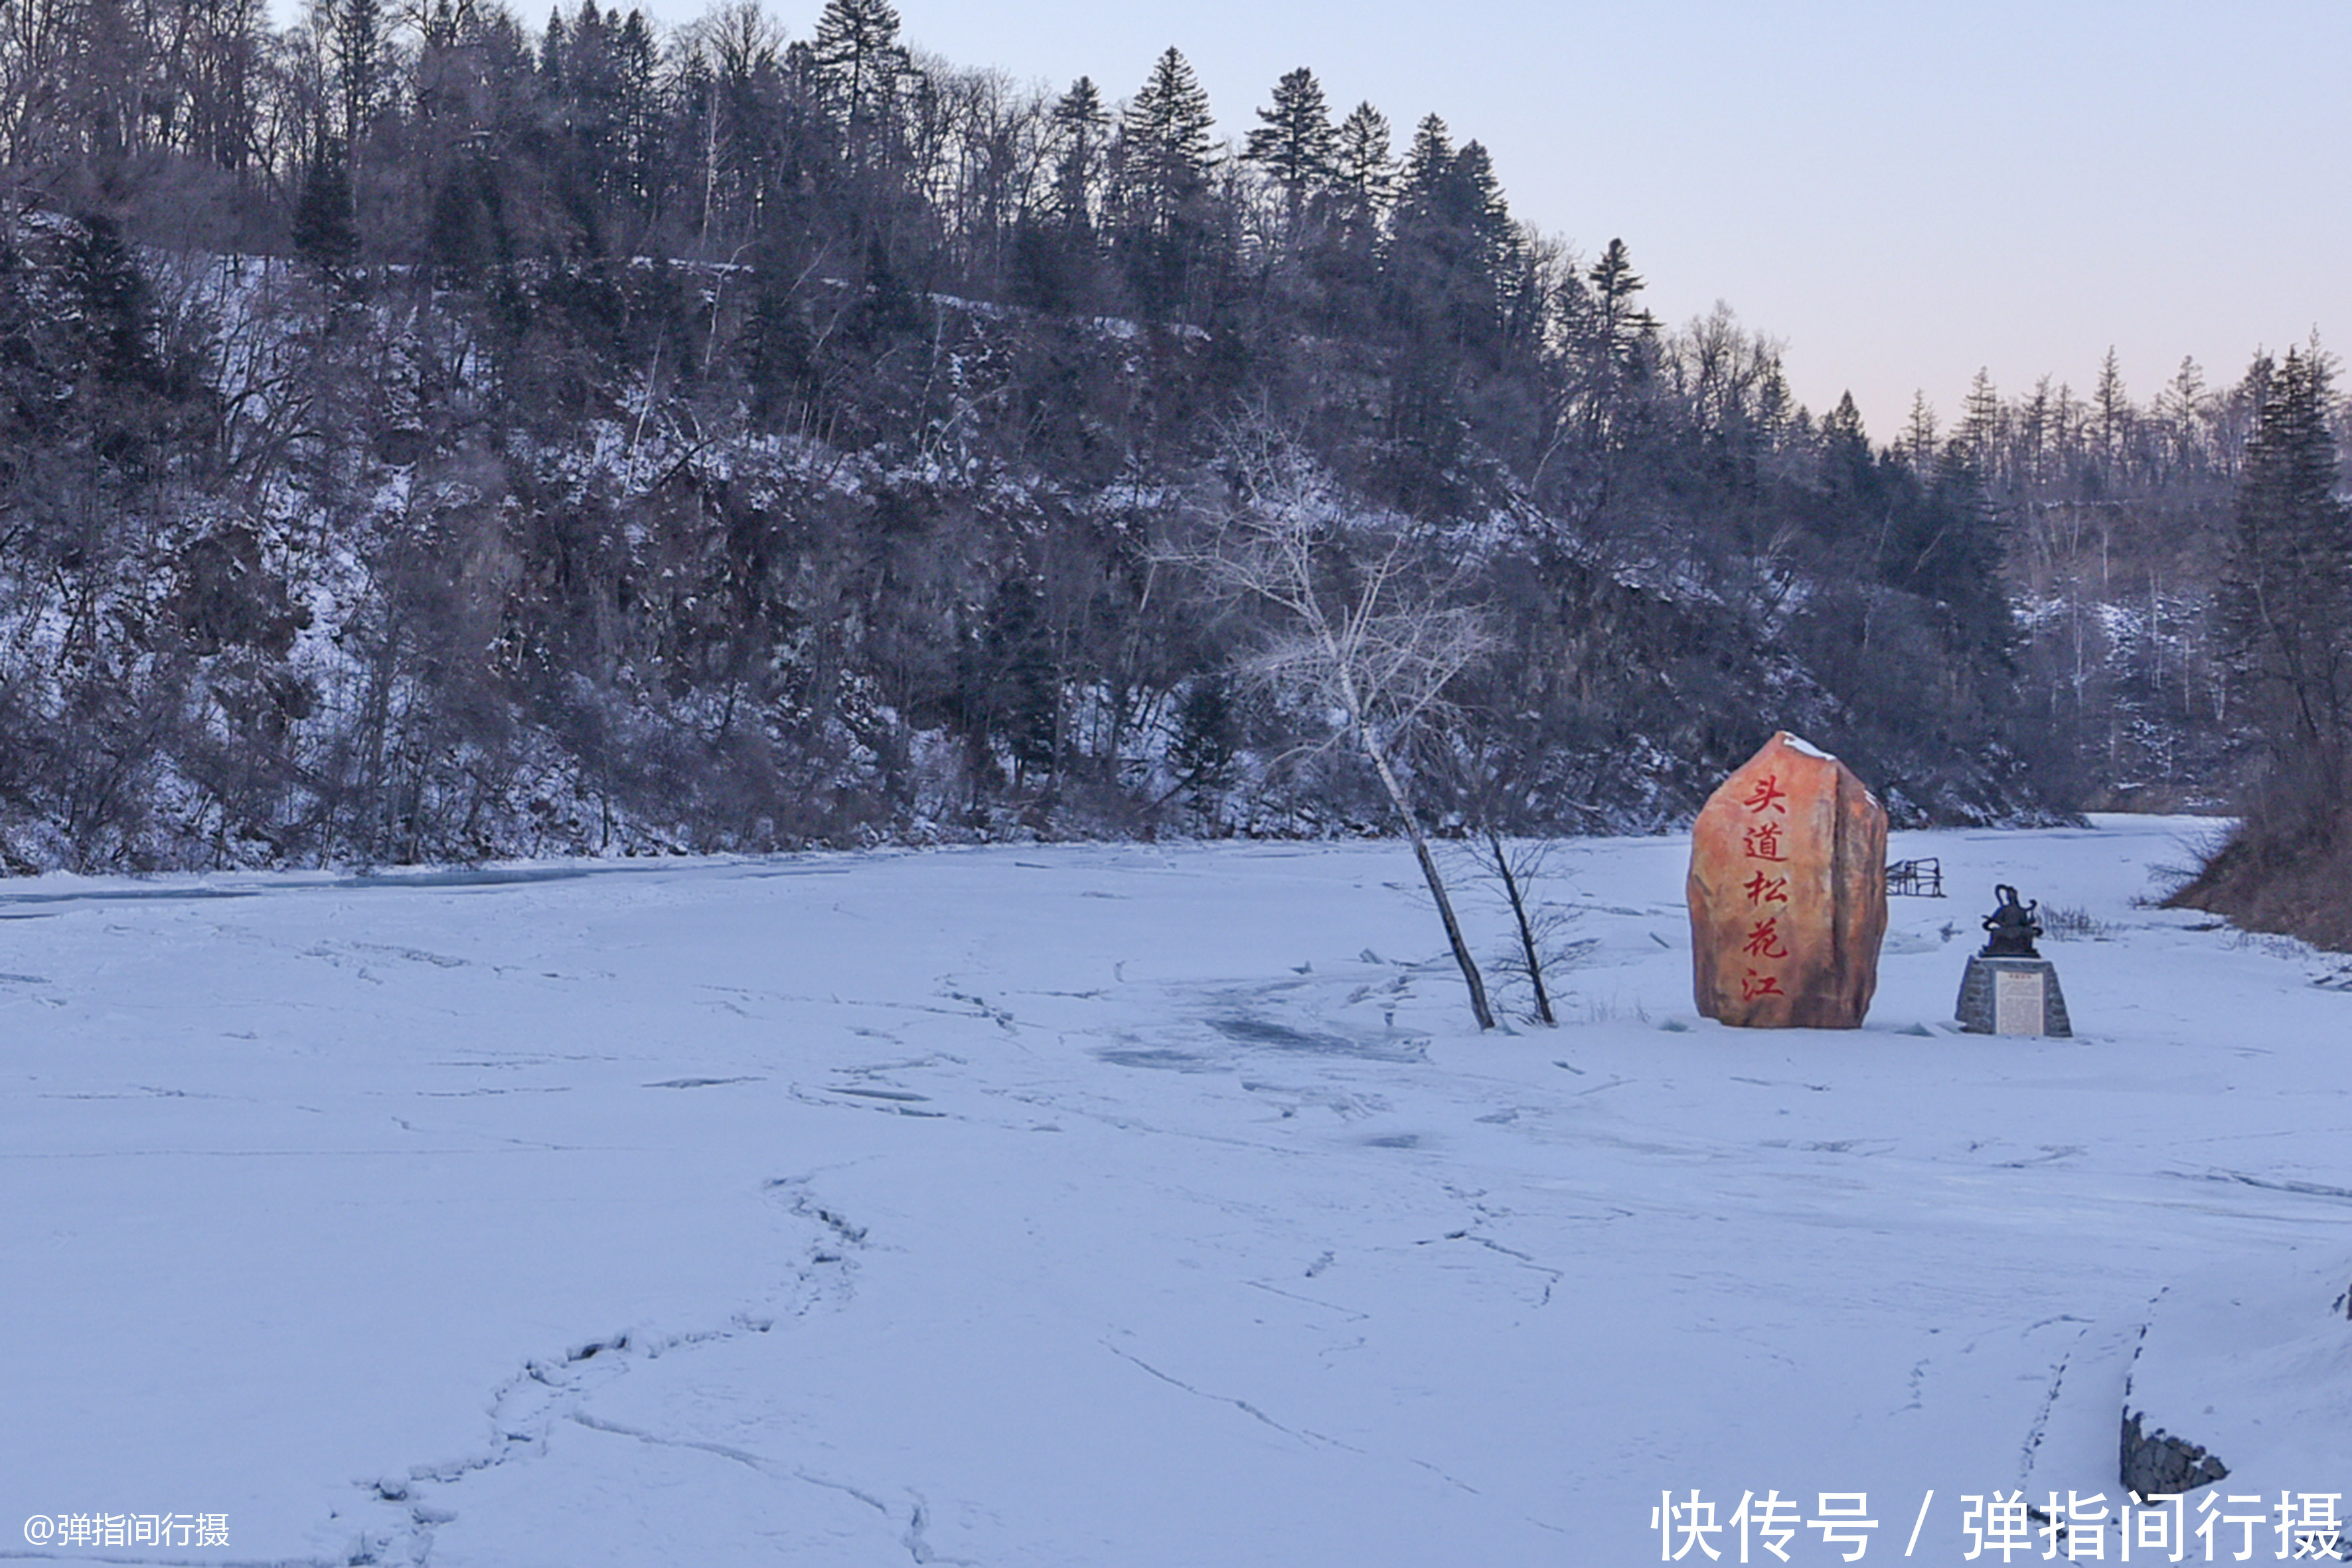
[1955,885,2073,1036]
[1687,731,1889,1028]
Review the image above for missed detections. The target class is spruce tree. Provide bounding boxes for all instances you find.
[1117,45,1216,234]
[613,10,659,202]
[1330,101,1393,216]
[561,0,619,168]
[319,0,388,151]
[1396,114,1450,210]
[811,0,909,138]
[538,5,564,84]
[1243,66,1333,216]
[2221,343,2352,771]
[1578,238,1655,386]
[2157,355,2210,477]
[62,214,157,391]
[1960,368,2003,470]
[1902,392,1937,469]
[291,139,359,275]
[2017,379,2053,483]
[1449,142,1514,282]
[1307,100,1390,329]
[1047,76,1108,228]
[1821,392,1868,450]
[2094,347,2130,473]
[1013,76,1111,311]
[1543,236,1656,491]
[1111,46,1220,311]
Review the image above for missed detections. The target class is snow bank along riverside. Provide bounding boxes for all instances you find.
[5,815,2351,1564]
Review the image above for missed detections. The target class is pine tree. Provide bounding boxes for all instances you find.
[63,213,157,390]
[2018,378,2053,483]
[1117,45,1216,234]
[1111,46,1221,311]
[613,10,659,204]
[1756,360,1792,439]
[1821,391,1867,446]
[1901,392,1937,469]
[561,0,619,168]
[538,5,566,85]
[1449,141,1514,279]
[2220,343,2352,770]
[1046,76,1108,227]
[1539,235,1658,493]
[1816,391,1871,496]
[319,0,388,151]
[291,139,359,275]
[1298,99,1390,331]
[1922,439,2015,666]
[1011,75,1111,311]
[1579,238,1654,379]
[1329,101,1393,218]
[1242,66,1333,217]
[1395,113,1450,208]
[810,0,909,141]
[1960,368,2003,471]
[2157,355,2210,478]
[2094,347,2129,461]
[1386,118,1516,349]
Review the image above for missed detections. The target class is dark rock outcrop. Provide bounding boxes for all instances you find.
[2120,1409,2229,1495]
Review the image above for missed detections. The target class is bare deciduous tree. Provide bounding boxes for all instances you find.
[1174,420,1496,1030]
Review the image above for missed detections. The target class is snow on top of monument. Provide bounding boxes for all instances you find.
[2,816,2347,1564]
[1765,730,1886,810]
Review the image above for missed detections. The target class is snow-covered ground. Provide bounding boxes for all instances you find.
[6,815,2351,1565]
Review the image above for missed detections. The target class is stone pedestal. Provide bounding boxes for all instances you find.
[1687,731,1889,1029]
[1956,955,2072,1037]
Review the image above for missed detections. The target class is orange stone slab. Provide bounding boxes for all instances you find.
[1687,732,1888,1028]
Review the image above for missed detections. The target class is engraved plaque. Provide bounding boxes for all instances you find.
[1994,969,2046,1035]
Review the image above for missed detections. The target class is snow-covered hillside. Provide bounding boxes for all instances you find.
[5,816,2349,1565]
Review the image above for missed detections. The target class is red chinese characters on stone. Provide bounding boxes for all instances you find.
[1686,732,1889,1029]
[1742,774,1788,815]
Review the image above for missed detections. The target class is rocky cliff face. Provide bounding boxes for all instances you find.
[0,226,2071,872]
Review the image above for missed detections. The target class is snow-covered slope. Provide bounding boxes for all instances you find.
[5,816,2347,1565]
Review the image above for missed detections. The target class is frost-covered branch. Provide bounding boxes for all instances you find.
[1165,416,1497,1030]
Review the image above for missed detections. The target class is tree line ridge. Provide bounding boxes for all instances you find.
[0,0,2338,937]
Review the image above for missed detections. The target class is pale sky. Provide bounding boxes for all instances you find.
[641,0,2351,441]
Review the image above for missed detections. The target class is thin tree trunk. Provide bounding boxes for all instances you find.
[1321,611,1494,1032]
[1487,828,1553,1024]
[1407,817,1494,1030]
[1358,726,1492,1030]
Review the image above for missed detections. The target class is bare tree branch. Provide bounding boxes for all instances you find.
[1162,412,1497,1030]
